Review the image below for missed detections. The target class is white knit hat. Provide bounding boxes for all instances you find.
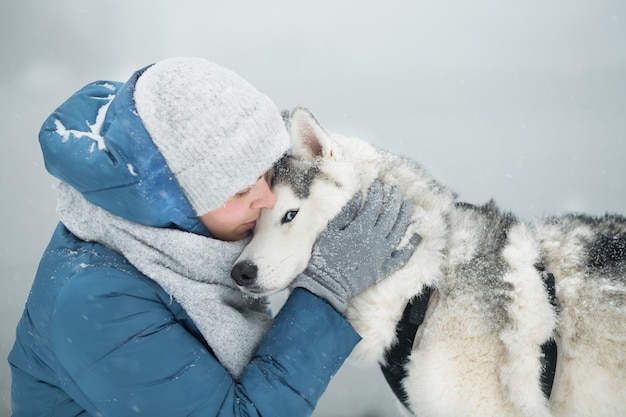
[133,57,290,215]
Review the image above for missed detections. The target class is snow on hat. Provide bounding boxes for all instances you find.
[134,57,289,215]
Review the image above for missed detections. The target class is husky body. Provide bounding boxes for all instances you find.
[232,108,626,416]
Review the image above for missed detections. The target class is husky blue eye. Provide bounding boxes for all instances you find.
[282,210,299,224]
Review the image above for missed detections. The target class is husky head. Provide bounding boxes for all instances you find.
[231,107,366,296]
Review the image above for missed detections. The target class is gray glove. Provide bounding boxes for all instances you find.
[292,180,421,313]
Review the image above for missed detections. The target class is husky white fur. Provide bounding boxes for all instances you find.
[231,107,626,417]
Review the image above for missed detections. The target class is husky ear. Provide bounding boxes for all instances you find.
[287,107,334,161]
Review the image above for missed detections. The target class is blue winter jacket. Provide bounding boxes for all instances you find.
[8,66,360,416]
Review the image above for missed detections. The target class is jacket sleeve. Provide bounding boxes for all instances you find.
[237,288,360,415]
[51,266,360,417]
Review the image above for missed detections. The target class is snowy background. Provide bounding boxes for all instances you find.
[1,0,625,416]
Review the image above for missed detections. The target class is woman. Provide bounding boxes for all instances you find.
[8,57,416,416]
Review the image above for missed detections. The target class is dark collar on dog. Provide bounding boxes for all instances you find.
[380,286,434,411]
[536,264,558,399]
[380,267,558,413]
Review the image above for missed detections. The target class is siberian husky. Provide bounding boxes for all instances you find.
[231,107,626,417]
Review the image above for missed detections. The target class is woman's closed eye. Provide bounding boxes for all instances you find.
[235,187,251,198]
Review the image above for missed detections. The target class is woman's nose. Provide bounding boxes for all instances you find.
[251,177,275,209]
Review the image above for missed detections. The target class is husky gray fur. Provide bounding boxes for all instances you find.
[232,107,626,417]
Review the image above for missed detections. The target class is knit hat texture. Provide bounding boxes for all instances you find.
[134,57,289,215]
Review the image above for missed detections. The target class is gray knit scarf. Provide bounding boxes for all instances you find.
[56,182,272,380]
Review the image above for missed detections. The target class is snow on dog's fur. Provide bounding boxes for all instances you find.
[231,107,626,417]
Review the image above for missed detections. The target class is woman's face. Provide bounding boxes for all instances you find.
[198,173,275,241]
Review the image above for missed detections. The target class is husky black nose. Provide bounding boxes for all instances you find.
[231,261,258,287]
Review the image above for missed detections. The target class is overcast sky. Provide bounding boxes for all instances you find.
[1,1,625,415]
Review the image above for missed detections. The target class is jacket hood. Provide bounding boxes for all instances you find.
[39,65,210,235]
